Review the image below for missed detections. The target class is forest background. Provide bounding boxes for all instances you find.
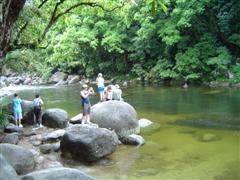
[1,0,240,85]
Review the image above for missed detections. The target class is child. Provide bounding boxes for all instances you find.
[80,84,95,124]
[12,93,23,127]
[105,85,113,101]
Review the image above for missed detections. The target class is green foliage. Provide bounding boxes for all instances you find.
[5,0,240,84]
[231,65,240,83]
[0,100,8,127]
[150,59,178,80]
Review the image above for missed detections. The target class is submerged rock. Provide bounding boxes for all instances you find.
[0,143,35,174]
[21,167,94,180]
[140,123,160,135]
[174,118,240,130]
[90,101,140,138]
[60,124,118,162]
[201,133,221,142]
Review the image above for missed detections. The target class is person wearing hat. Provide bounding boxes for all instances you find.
[80,84,95,124]
[112,84,122,101]
[96,73,105,102]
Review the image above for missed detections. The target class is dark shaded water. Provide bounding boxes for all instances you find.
[7,84,240,180]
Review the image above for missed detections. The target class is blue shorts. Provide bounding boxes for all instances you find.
[14,111,23,120]
[98,86,105,93]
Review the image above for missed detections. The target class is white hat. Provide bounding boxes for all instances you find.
[98,73,102,77]
[82,84,88,88]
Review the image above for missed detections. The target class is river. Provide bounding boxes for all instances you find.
[5,84,240,180]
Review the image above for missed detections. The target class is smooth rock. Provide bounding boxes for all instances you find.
[47,161,63,168]
[121,134,145,145]
[42,108,69,129]
[2,133,19,144]
[0,143,35,174]
[90,101,139,138]
[70,113,82,124]
[68,75,80,84]
[21,167,95,180]
[34,156,44,164]
[61,124,118,162]
[39,144,52,154]
[0,154,19,180]
[4,123,23,133]
[139,118,153,128]
[52,142,61,152]
[42,129,65,143]
[49,71,68,83]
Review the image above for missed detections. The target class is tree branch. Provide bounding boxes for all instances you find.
[38,0,49,9]
[40,1,126,41]
[14,22,28,44]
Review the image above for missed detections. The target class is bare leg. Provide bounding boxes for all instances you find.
[19,119,22,127]
[82,115,86,124]
[86,114,90,124]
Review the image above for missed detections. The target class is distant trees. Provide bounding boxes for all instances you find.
[2,0,240,83]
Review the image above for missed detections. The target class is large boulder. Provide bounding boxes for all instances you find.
[42,108,69,128]
[90,101,140,138]
[0,144,35,174]
[60,124,118,162]
[67,75,80,84]
[49,71,68,84]
[21,167,94,180]
[0,154,19,180]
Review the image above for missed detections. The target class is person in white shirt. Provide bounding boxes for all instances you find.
[112,84,122,101]
[33,94,44,127]
[96,73,105,101]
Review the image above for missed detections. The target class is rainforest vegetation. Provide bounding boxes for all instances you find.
[1,0,240,84]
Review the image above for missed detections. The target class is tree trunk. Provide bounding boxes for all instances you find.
[0,0,26,72]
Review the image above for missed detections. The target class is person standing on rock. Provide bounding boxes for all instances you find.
[33,94,44,128]
[12,93,23,127]
[80,84,95,124]
[96,73,105,102]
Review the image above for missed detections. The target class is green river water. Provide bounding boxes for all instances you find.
[16,85,240,180]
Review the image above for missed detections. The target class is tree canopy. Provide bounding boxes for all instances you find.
[2,0,240,84]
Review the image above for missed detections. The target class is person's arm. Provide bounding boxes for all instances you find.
[39,98,44,105]
[80,91,89,98]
